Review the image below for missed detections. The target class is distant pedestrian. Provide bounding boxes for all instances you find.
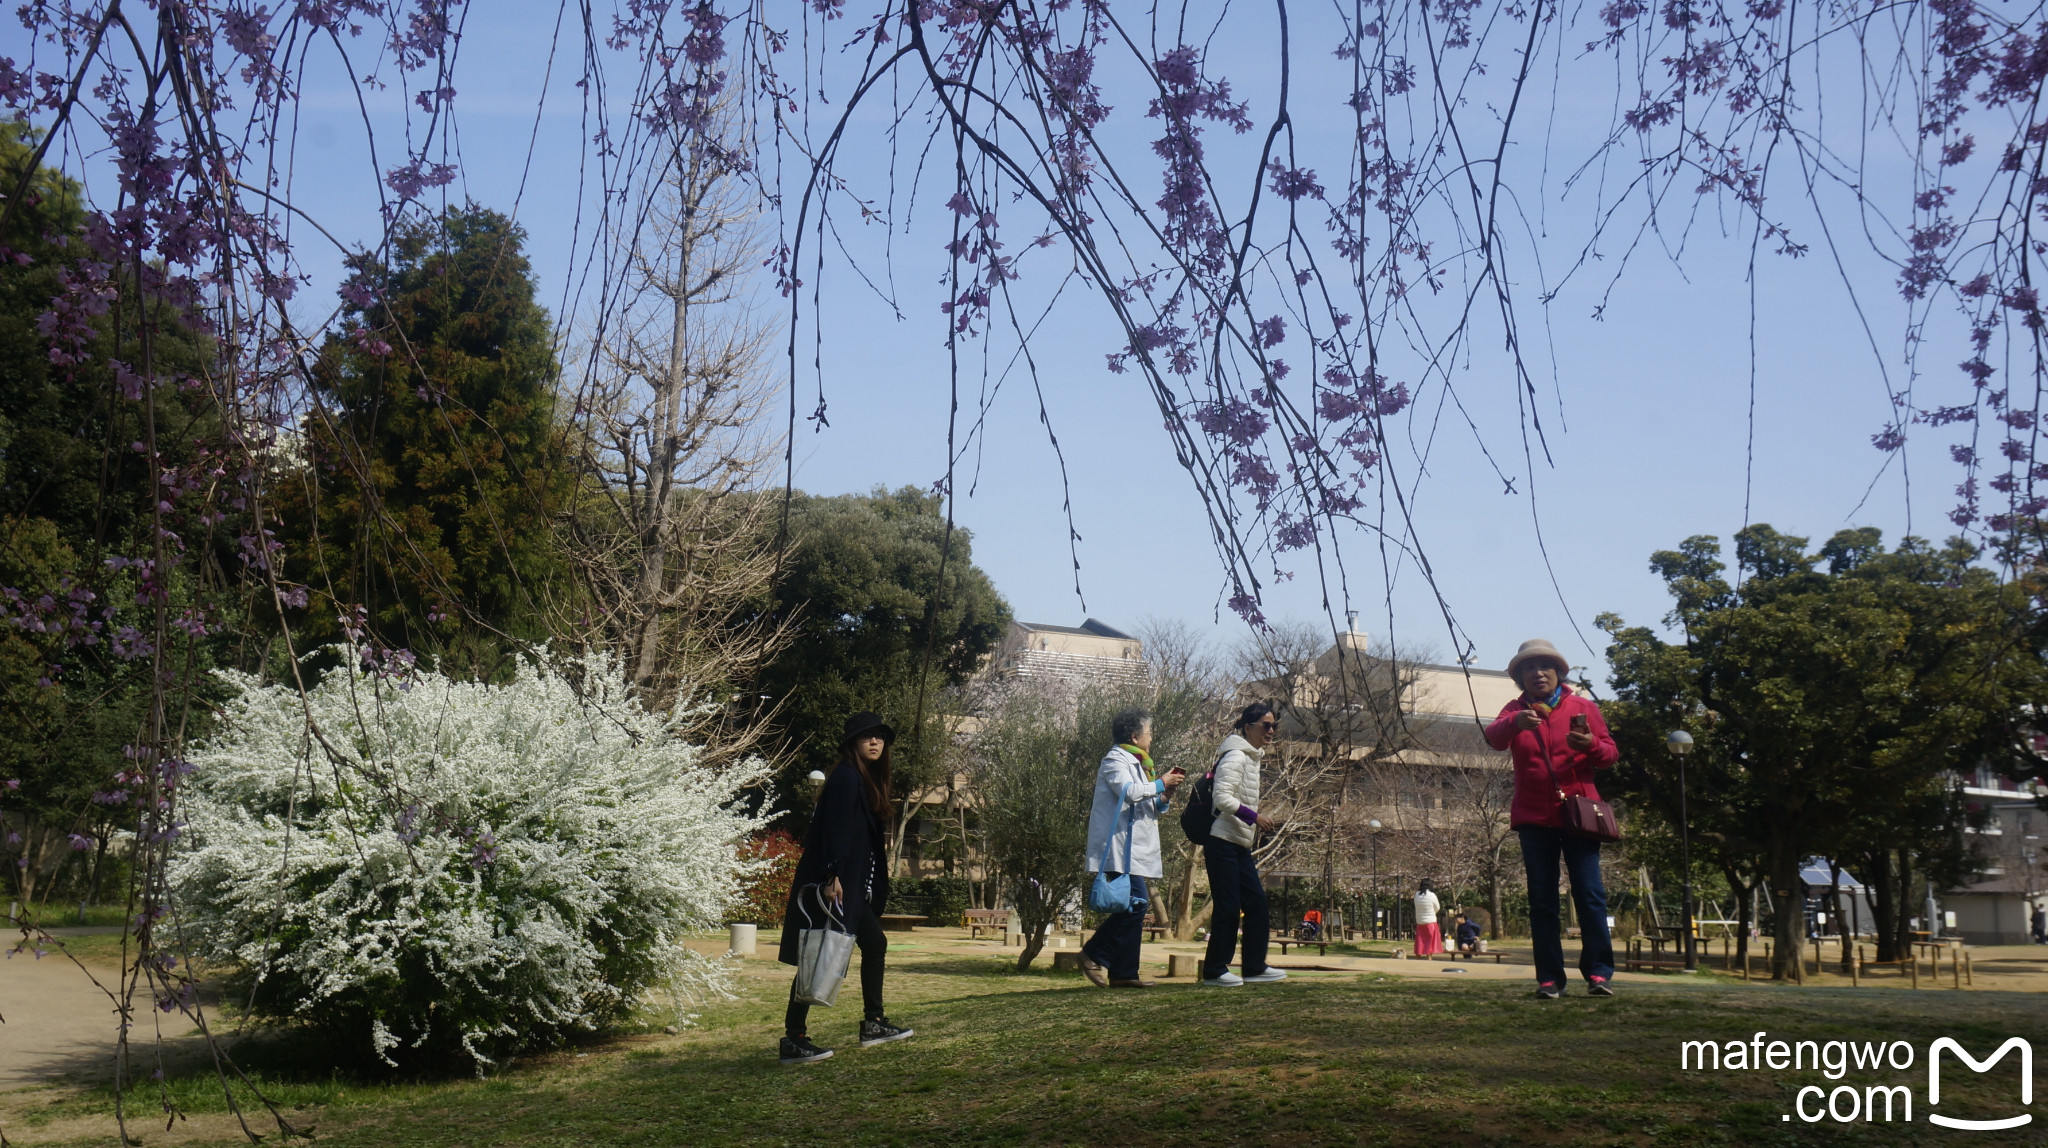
[775,713,915,1064]
[2033,903,2046,945]
[1200,703,1290,987]
[1413,880,1443,956]
[1079,708,1185,988]
[1484,638,1620,999]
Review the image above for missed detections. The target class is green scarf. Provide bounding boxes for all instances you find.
[1119,744,1158,782]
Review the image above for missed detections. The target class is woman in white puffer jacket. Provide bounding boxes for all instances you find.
[1200,703,1288,987]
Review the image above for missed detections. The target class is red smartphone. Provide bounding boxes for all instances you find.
[1570,714,1589,734]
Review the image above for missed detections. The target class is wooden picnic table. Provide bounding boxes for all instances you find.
[1625,934,1686,972]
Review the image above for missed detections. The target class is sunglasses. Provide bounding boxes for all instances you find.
[1257,720,1278,731]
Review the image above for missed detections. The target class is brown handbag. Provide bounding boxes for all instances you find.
[1560,793,1622,842]
[1537,717,1622,843]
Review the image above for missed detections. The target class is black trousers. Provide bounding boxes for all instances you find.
[785,907,888,1037]
[1202,841,1271,978]
[1082,873,1149,981]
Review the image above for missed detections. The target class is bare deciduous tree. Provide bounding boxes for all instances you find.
[568,113,785,735]
[1232,623,1425,917]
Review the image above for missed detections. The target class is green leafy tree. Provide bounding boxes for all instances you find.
[753,486,1010,851]
[0,124,228,907]
[1600,525,2048,977]
[964,681,1088,971]
[277,205,575,681]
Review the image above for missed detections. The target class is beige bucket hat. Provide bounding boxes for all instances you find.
[1505,639,1569,683]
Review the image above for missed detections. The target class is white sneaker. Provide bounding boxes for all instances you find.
[1200,970,1245,987]
[1243,968,1289,984]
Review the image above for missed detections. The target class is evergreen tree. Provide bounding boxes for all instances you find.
[0,123,229,908]
[278,205,575,680]
[752,486,1010,833]
[1600,526,2048,976]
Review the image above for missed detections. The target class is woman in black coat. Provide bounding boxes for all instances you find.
[776,712,914,1064]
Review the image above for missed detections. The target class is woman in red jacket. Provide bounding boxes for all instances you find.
[1484,639,1619,1000]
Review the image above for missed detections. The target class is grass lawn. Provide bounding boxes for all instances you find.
[9,944,2048,1146]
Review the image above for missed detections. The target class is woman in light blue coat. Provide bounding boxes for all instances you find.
[1079,708,1185,988]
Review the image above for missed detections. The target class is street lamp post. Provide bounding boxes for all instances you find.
[1368,819,1383,939]
[1667,730,1698,972]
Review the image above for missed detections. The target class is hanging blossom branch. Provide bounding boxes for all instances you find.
[627,0,2048,618]
[9,0,2048,1130]
[1,0,472,1139]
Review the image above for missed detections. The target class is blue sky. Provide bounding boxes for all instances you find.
[9,3,1964,684]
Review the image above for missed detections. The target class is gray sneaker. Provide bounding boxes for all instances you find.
[1242,968,1289,983]
[1201,969,1245,987]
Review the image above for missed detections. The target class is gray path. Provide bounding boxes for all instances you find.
[0,951,128,1088]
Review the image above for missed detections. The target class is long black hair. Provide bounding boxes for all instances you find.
[842,741,894,824]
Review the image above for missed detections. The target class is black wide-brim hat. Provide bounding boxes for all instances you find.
[840,711,896,747]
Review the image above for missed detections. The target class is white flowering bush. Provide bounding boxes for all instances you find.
[170,649,765,1072]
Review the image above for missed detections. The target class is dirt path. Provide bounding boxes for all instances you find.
[0,949,129,1088]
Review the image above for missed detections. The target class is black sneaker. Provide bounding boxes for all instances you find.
[858,1017,914,1047]
[1587,975,1614,997]
[779,1035,833,1064]
[1536,981,1563,1000]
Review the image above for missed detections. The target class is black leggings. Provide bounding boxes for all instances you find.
[785,908,888,1037]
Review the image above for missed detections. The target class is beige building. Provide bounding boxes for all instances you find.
[992,618,1150,689]
[1240,620,1528,930]
[896,618,1150,882]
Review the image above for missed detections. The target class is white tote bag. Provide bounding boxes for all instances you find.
[792,884,857,1007]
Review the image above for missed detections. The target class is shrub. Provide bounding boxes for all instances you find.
[170,649,766,1073]
[730,830,800,925]
[896,875,970,927]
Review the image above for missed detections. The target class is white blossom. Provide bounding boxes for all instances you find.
[171,649,766,1072]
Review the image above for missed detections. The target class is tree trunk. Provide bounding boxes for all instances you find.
[1866,850,1898,962]
[1891,848,1916,962]
[1173,842,1202,940]
[1731,868,1753,971]
[1014,892,1058,972]
[1490,839,1507,937]
[1827,860,1851,974]
[890,798,918,879]
[1768,847,1803,981]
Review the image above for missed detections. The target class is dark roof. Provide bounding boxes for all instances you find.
[1016,618,1135,640]
[1799,860,1864,889]
[1950,874,2043,896]
[1402,711,1494,753]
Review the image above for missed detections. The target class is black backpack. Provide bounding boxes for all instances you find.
[1178,751,1230,846]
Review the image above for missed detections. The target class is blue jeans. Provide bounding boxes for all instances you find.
[1083,874,1148,981]
[1203,841,1270,978]
[1518,826,1614,985]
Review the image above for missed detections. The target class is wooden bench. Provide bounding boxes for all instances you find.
[1142,914,1171,942]
[1272,937,1328,956]
[963,908,1009,940]
[878,914,927,932]
[1451,947,1505,963]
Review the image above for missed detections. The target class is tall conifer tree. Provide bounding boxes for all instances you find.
[281,205,573,679]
